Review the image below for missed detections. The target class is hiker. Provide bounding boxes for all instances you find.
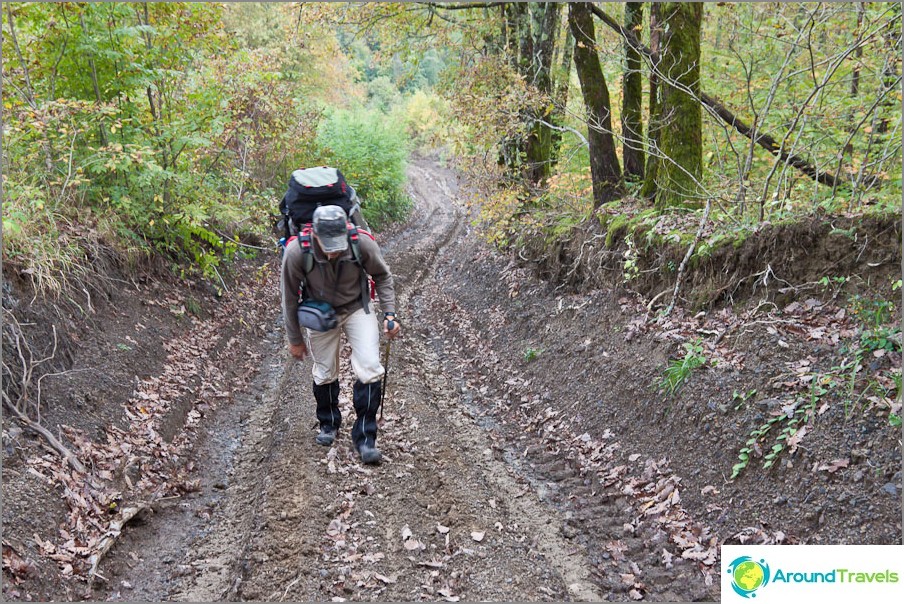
[280,204,400,465]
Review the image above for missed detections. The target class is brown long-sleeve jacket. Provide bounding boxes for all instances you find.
[280,235,396,346]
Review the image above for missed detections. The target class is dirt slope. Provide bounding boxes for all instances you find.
[3,158,900,602]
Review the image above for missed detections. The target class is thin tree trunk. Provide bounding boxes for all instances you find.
[5,4,56,172]
[655,2,704,209]
[851,2,865,96]
[568,2,622,206]
[588,3,841,190]
[498,2,528,174]
[79,10,109,147]
[550,28,574,163]
[524,3,562,184]
[134,3,171,206]
[876,4,901,134]
[621,2,644,180]
[641,2,661,199]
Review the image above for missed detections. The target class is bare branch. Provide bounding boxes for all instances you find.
[663,199,713,318]
[585,3,890,189]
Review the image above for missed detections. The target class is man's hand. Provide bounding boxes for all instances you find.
[383,317,401,340]
[289,342,308,361]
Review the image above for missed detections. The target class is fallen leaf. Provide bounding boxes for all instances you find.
[817,458,849,473]
[2,543,37,578]
[786,425,809,453]
[374,573,396,584]
[662,548,674,569]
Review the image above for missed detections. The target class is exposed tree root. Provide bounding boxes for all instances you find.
[87,503,151,587]
[2,403,87,474]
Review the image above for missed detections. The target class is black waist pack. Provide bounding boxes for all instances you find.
[298,299,338,332]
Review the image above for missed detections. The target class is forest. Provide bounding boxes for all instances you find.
[2,2,902,602]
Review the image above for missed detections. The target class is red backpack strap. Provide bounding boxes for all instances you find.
[345,223,374,312]
[299,223,314,276]
[355,228,376,300]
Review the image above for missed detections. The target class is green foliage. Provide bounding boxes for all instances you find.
[316,106,412,230]
[846,294,902,355]
[622,235,640,283]
[1,2,335,292]
[367,76,403,113]
[403,90,454,151]
[732,388,758,410]
[731,379,825,480]
[523,347,543,362]
[656,339,707,397]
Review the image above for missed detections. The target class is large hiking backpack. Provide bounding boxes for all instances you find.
[276,166,376,312]
[277,166,368,239]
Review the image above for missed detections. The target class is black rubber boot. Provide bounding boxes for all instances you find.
[313,380,341,446]
[351,380,382,464]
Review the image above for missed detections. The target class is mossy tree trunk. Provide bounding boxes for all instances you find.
[641,2,662,200]
[621,2,644,181]
[549,28,574,165]
[568,2,622,206]
[654,2,704,209]
[524,3,563,185]
[498,2,529,175]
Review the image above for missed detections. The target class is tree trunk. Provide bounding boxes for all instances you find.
[590,2,842,190]
[851,2,864,96]
[621,2,644,180]
[78,9,109,147]
[568,2,622,206]
[550,28,574,164]
[876,4,901,134]
[654,2,703,209]
[524,3,562,184]
[498,2,528,175]
[5,4,56,172]
[641,2,662,199]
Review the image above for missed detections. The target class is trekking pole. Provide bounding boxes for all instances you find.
[379,318,395,421]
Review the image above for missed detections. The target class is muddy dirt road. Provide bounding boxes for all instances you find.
[91,159,717,602]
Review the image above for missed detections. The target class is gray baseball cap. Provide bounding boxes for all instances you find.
[312,205,349,253]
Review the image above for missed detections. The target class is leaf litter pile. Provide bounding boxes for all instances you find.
[5,270,275,587]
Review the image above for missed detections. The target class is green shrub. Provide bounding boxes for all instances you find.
[656,339,707,396]
[316,106,411,230]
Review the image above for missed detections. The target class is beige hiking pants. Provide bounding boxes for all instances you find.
[307,304,384,386]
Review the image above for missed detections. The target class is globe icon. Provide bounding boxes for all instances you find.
[733,560,765,592]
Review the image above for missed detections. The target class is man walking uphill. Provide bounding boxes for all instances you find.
[280,204,401,465]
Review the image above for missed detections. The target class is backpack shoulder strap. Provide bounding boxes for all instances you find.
[346,223,371,314]
[299,223,314,276]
